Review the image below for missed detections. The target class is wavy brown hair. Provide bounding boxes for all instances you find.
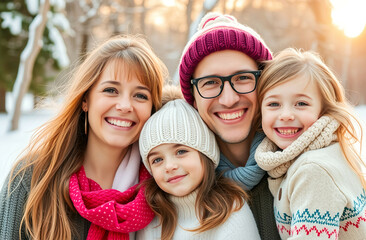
[143,153,249,240]
[256,48,366,189]
[7,35,167,240]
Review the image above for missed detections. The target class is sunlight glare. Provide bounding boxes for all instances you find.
[161,0,175,7]
[153,15,165,27]
[330,0,366,38]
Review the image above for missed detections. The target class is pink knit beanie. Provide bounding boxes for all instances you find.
[179,12,273,105]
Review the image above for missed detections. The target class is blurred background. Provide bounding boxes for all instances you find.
[1,0,366,131]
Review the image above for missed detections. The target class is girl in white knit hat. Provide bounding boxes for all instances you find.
[255,48,366,239]
[137,88,260,240]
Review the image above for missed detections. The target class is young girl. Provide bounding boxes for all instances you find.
[255,48,366,239]
[0,35,166,239]
[137,94,261,240]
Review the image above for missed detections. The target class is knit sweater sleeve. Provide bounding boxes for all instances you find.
[286,162,347,239]
[0,167,31,240]
[135,216,161,240]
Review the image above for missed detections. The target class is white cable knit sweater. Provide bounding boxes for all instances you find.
[255,116,366,239]
[136,190,260,240]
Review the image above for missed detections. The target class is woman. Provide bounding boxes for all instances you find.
[0,35,166,240]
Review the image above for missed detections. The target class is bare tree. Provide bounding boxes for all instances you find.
[139,0,147,34]
[186,0,194,37]
[187,0,219,40]
[8,0,50,131]
[172,0,219,83]
[307,0,332,56]
[0,89,5,113]
[78,0,103,58]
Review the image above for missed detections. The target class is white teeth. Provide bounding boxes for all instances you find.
[218,110,244,120]
[108,119,132,127]
[278,129,299,135]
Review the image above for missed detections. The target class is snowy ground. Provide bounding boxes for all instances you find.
[0,109,57,187]
[1,105,366,188]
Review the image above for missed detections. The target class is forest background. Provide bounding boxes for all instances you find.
[0,0,365,129]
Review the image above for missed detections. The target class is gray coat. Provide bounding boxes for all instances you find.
[0,164,91,240]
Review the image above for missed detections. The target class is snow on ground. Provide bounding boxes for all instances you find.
[0,109,56,187]
[1,105,366,188]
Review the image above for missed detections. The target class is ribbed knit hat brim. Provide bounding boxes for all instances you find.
[139,99,220,174]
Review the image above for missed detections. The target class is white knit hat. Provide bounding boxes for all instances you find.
[139,99,220,174]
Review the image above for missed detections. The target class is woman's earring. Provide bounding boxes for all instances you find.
[84,111,88,135]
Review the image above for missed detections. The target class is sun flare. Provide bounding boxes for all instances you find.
[330,0,366,38]
[161,0,175,7]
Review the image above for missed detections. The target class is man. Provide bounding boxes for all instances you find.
[178,12,281,239]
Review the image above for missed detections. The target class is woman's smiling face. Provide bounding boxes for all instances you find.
[83,59,153,151]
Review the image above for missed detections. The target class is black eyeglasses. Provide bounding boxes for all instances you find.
[191,70,261,99]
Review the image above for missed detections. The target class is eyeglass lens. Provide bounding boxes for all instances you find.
[197,72,257,98]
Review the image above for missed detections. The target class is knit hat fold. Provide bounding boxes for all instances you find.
[139,99,220,173]
[179,12,273,105]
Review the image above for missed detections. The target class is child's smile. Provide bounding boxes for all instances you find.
[148,143,204,197]
[261,75,322,149]
[275,127,302,137]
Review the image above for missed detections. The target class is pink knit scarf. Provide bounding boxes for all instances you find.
[69,165,154,240]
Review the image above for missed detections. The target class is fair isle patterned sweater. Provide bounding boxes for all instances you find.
[255,116,366,239]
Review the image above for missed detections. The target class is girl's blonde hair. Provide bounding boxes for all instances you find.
[8,35,167,240]
[143,153,249,240]
[257,47,366,189]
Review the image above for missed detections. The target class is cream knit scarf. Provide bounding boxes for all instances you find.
[255,116,339,178]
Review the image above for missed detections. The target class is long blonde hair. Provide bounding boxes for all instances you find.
[257,48,366,189]
[8,35,167,240]
[143,153,249,240]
